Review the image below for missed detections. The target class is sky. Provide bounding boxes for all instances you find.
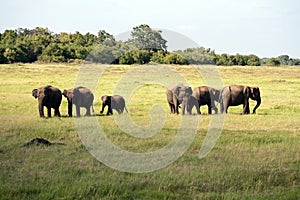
[1,0,300,58]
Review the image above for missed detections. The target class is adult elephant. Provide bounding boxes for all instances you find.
[220,85,261,114]
[100,95,128,115]
[166,84,193,115]
[63,86,94,117]
[192,86,220,114]
[32,85,62,118]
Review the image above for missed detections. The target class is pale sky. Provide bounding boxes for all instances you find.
[1,0,300,58]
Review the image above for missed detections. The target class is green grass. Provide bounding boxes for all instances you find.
[0,63,299,199]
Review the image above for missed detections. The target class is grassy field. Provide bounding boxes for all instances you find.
[0,63,299,199]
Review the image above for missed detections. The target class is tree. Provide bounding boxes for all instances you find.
[130,24,167,51]
[97,30,116,46]
[20,27,52,62]
[84,32,98,47]
[277,55,289,65]
[38,43,67,62]
[0,30,17,47]
[209,50,218,64]
[247,54,260,66]
[174,47,214,64]
[86,44,117,64]
[216,54,230,66]
[234,54,246,66]
[269,58,280,66]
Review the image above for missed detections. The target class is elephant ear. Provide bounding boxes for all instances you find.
[251,87,260,99]
[32,89,38,98]
[44,86,52,95]
[173,86,181,98]
[107,96,112,103]
[101,95,108,102]
[63,90,68,97]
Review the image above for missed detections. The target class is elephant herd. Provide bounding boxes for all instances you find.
[32,84,261,118]
[31,85,128,118]
[166,84,261,115]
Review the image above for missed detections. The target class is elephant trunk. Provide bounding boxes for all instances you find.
[253,97,261,114]
[38,100,44,118]
[100,104,106,114]
[68,101,72,117]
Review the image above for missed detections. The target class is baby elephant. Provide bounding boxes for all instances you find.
[100,95,128,115]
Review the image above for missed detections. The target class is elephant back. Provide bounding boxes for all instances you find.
[73,86,94,107]
[111,95,125,107]
[44,86,62,107]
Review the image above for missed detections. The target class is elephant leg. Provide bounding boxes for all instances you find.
[242,101,249,114]
[106,106,112,115]
[38,103,45,118]
[171,104,175,114]
[212,103,218,114]
[118,107,124,114]
[68,101,72,117]
[76,105,80,117]
[182,103,186,115]
[187,105,193,115]
[208,105,212,114]
[168,103,174,114]
[54,108,61,117]
[196,105,201,115]
[173,96,179,114]
[219,101,224,113]
[174,101,179,115]
[100,104,105,114]
[222,99,229,113]
[86,107,91,116]
[46,107,51,118]
[246,102,250,114]
[197,101,201,114]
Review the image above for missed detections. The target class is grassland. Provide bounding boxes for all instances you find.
[0,63,299,199]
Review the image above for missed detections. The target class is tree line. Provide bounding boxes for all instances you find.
[0,24,299,66]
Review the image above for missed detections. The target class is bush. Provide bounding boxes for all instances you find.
[164,53,188,65]
[86,45,116,64]
[132,50,151,64]
[150,50,166,64]
[119,52,135,64]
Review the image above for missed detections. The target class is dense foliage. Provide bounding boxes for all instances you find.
[0,25,299,66]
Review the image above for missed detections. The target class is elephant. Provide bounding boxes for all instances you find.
[100,95,128,115]
[166,84,193,115]
[63,86,94,117]
[182,95,200,115]
[219,85,261,114]
[32,85,62,118]
[192,86,220,114]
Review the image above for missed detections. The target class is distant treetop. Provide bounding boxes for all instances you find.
[0,25,299,66]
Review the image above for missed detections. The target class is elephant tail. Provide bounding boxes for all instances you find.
[124,106,128,113]
[92,104,95,113]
